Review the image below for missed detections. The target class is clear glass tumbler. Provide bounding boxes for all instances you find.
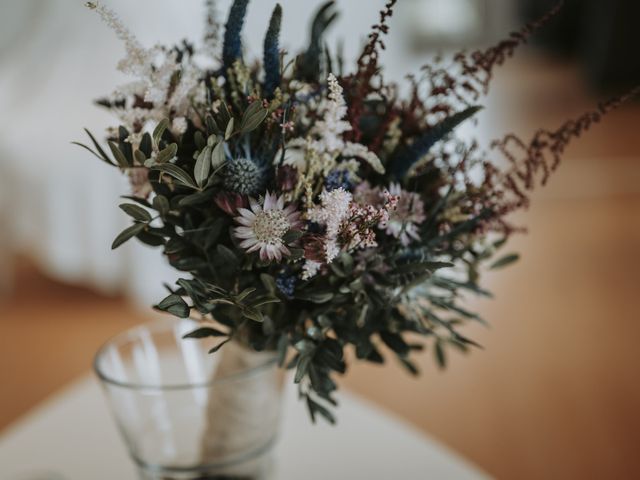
[94,318,283,480]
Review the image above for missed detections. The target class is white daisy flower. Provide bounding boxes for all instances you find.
[233,192,302,262]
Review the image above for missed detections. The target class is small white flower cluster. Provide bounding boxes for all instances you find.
[311,75,385,174]
[307,187,353,263]
[312,74,352,153]
[288,74,385,187]
[300,187,398,280]
[88,3,207,133]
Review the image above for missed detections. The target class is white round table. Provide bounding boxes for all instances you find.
[0,377,490,479]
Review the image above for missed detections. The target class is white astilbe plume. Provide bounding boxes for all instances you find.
[168,65,207,114]
[307,188,352,263]
[313,74,352,152]
[203,0,221,57]
[85,2,150,75]
[87,3,209,132]
[308,74,385,174]
[144,49,179,104]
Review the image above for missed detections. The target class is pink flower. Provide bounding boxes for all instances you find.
[385,183,426,246]
[307,188,352,263]
[354,182,424,246]
[233,192,302,262]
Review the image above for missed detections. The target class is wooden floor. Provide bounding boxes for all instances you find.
[1,57,639,479]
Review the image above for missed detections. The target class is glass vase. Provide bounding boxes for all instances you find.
[94,318,283,480]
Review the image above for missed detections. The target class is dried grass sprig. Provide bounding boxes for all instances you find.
[203,0,221,57]
[344,0,398,142]
[488,86,640,215]
[85,2,148,73]
[417,1,565,119]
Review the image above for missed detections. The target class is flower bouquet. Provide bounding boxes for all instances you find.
[79,0,634,477]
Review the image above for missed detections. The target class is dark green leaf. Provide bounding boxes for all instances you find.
[156,294,190,318]
[136,231,165,247]
[152,164,199,190]
[194,146,212,187]
[194,131,206,150]
[118,126,133,163]
[490,253,520,270]
[155,143,178,164]
[394,261,454,275]
[294,339,316,354]
[211,141,226,168]
[295,291,334,304]
[225,117,235,140]
[72,141,116,167]
[235,287,256,302]
[139,133,153,157]
[205,115,221,136]
[179,189,217,207]
[153,195,170,216]
[121,195,152,208]
[108,141,130,168]
[216,244,239,267]
[80,128,115,166]
[380,331,410,356]
[183,327,228,339]
[119,203,152,222]
[260,274,277,295]
[111,223,146,249]
[294,354,312,383]
[133,150,146,165]
[282,229,304,244]
[306,396,336,425]
[435,339,446,369]
[209,338,231,354]
[240,103,268,133]
[400,357,420,376]
[242,308,264,323]
[153,118,170,146]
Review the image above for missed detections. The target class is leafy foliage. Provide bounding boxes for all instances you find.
[78,0,632,423]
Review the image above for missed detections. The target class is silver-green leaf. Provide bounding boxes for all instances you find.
[194,146,212,187]
[119,203,152,222]
[111,223,146,250]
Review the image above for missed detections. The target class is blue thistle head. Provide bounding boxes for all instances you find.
[325,169,353,191]
[222,0,250,71]
[276,272,296,299]
[263,4,282,99]
[223,158,267,196]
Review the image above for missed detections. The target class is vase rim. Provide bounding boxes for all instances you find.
[93,317,278,391]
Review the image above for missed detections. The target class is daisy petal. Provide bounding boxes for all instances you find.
[234,227,255,239]
[236,208,256,220]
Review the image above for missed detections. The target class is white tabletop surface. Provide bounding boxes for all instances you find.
[0,377,491,480]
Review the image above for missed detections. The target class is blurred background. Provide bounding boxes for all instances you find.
[1,0,639,478]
